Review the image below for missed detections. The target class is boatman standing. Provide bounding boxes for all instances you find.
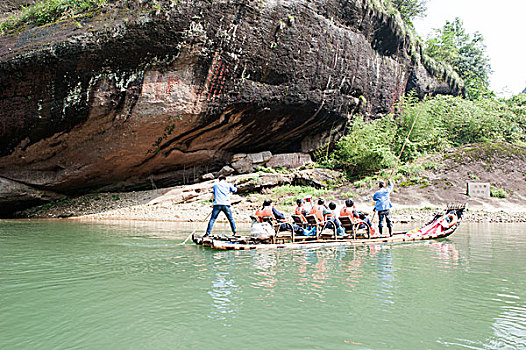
[204,175,237,237]
[373,180,393,237]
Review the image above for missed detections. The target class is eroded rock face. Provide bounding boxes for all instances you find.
[0,176,62,214]
[0,0,461,213]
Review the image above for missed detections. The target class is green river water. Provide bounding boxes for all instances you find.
[0,220,525,349]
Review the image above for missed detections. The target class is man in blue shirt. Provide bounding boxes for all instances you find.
[204,175,237,236]
[373,180,393,237]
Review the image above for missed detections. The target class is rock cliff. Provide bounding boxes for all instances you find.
[0,0,462,214]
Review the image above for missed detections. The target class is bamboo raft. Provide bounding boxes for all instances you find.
[193,204,466,250]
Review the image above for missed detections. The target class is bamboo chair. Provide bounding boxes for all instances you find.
[258,216,294,244]
[305,214,327,240]
[319,214,339,240]
[339,215,370,239]
[291,214,317,241]
[291,214,308,228]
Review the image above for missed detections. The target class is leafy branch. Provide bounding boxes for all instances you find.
[147,115,182,154]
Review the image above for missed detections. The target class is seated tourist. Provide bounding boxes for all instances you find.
[294,198,309,223]
[325,202,345,235]
[255,199,286,223]
[356,211,376,234]
[293,198,317,236]
[339,199,355,218]
[310,198,329,223]
[340,199,376,235]
[304,195,314,212]
[255,199,309,235]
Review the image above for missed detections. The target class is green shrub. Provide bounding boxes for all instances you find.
[256,165,277,174]
[330,116,397,177]
[340,191,355,198]
[422,161,438,170]
[280,197,296,206]
[396,162,424,176]
[490,189,508,198]
[327,93,526,178]
[419,178,430,188]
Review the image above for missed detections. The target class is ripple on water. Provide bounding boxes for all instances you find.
[1,222,526,349]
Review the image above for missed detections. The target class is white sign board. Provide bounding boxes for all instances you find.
[467,182,490,198]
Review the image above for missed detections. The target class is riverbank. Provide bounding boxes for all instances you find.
[14,181,526,224]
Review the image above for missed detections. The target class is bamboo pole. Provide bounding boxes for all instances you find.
[179,210,213,245]
[372,101,425,226]
[389,102,425,180]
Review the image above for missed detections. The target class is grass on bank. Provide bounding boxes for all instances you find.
[271,185,333,206]
[0,0,108,34]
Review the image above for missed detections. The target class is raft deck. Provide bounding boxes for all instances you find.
[194,226,458,250]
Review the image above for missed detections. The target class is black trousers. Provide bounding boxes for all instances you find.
[377,209,392,228]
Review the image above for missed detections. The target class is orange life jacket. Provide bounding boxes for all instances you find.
[310,205,325,222]
[339,207,354,217]
[295,206,305,216]
[294,206,307,223]
[255,206,274,223]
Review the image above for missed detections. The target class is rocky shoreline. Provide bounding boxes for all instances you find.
[11,165,526,225]
[14,186,526,225]
[393,207,526,224]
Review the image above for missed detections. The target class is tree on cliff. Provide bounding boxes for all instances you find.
[424,18,492,100]
[390,0,428,23]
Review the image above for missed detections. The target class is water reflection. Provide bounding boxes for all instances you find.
[2,221,526,349]
[340,247,364,293]
[204,239,466,326]
[490,286,526,349]
[250,250,279,301]
[209,241,470,313]
[430,241,460,267]
[371,245,394,306]
[208,270,240,326]
[206,253,242,326]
